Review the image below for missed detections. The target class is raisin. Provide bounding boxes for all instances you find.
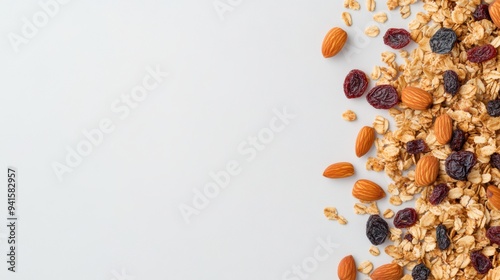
[443,70,459,96]
[383,28,411,49]
[486,226,500,245]
[450,129,466,151]
[467,44,497,63]
[404,233,413,242]
[491,153,500,169]
[366,85,399,109]
[429,183,449,205]
[470,250,492,274]
[406,139,428,155]
[411,263,430,280]
[473,4,491,21]
[343,69,369,99]
[429,28,457,54]
[487,100,500,117]
[436,224,450,250]
[393,208,418,228]
[445,151,476,181]
[366,215,389,245]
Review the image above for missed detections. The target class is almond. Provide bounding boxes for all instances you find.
[434,114,452,144]
[414,155,439,186]
[352,179,386,201]
[489,0,500,28]
[323,162,355,178]
[322,27,348,58]
[487,185,500,210]
[338,255,356,280]
[401,86,433,110]
[355,126,375,157]
[370,263,403,280]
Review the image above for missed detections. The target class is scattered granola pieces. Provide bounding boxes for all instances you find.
[324,207,348,225]
[383,208,395,219]
[365,25,380,37]
[373,115,389,134]
[366,0,375,11]
[341,12,352,27]
[357,260,373,274]
[342,109,357,121]
[373,12,388,23]
[369,245,380,256]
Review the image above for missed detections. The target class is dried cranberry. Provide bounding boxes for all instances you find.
[366,85,399,109]
[473,4,491,21]
[383,28,411,49]
[486,226,500,245]
[443,70,459,96]
[343,69,369,99]
[436,224,450,250]
[450,129,466,151]
[366,215,389,245]
[445,151,476,181]
[491,153,500,169]
[429,183,449,205]
[487,100,500,117]
[429,28,457,54]
[393,208,418,228]
[467,44,497,63]
[470,250,492,274]
[404,233,413,242]
[406,139,428,155]
[411,263,430,280]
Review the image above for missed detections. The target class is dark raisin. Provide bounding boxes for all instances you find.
[429,183,449,205]
[473,4,491,21]
[366,85,399,109]
[491,153,500,169]
[487,100,500,117]
[366,215,389,245]
[467,44,497,63]
[411,263,430,280]
[343,69,369,99]
[393,208,418,228]
[436,224,450,250]
[450,129,466,151]
[404,233,413,242]
[443,70,460,96]
[429,28,457,54]
[406,139,428,155]
[383,28,411,49]
[470,250,492,274]
[486,226,500,245]
[445,151,477,181]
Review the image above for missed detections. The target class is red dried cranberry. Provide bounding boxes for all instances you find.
[445,151,476,181]
[473,4,491,21]
[430,28,457,54]
[366,215,389,245]
[436,224,450,250]
[487,100,500,117]
[491,153,500,169]
[383,28,411,49]
[366,85,399,109]
[486,226,500,245]
[470,250,492,274]
[343,69,369,99]
[443,70,459,96]
[406,139,428,155]
[429,183,449,205]
[404,233,413,242]
[450,129,466,151]
[467,44,497,63]
[393,208,418,228]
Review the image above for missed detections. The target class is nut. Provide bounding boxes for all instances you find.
[489,0,500,28]
[322,27,348,58]
[355,126,376,157]
[487,185,500,210]
[352,179,386,201]
[401,86,433,110]
[337,255,356,280]
[414,155,439,186]
[434,114,452,144]
[323,162,355,178]
[370,263,403,280]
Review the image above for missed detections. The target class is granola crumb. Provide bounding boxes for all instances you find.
[373,12,388,23]
[369,245,380,256]
[366,0,375,11]
[342,110,357,121]
[357,260,373,274]
[341,12,352,27]
[383,209,395,219]
[365,25,380,37]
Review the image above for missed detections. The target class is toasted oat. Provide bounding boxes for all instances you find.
[365,25,380,37]
[373,12,388,23]
[366,0,375,11]
[324,207,338,220]
[373,116,389,134]
[341,12,352,27]
[342,110,357,121]
[337,215,348,225]
[400,5,410,19]
[387,0,398,10]
[383,208,395,219]
[357,260,373,274]
[354,203,367,214]
[369,245,380,256]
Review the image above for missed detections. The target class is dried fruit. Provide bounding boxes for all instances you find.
[355,126,375,157]
[337,255,356,280]
[404,233,413,242]
[352,179,386,201]
[429,183,449,205]
[366,85,399,109]
[486,226,500,245]
[401,86,433,110]
[449,129,466,151]
[473,4,491,21]
[323,162,354,178]
[443,70,459,96]
[444,151,477,181]
[467,44,497,63]
[414,155,439,186]
[383,28,411,49]
[487,100,500,117]
[366,215,389,245]
[434,114,452,145]
[491,153,500,169]
[487,185,500,210]
[429,28,457,54]
[411,263,430,280]
[489,0,500,28]
[470,250,492,274]
[322,27,348,58]
[344,69,369,98]
[370,263,403,280]
[436,224,450,250]
[393,208,418,228]
[406,139,428,154]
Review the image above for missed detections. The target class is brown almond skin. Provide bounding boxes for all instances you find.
[401,86,433,110]
[434,114,452,144]
[487,185,500,210]
[355,126,375,157]
[322,27,348,58]
[370,263,403,280]
[489,1,500,28]
[338,255,356,280]
[323,162,355,178]
[352,179,386,201]
[415,155,439,186]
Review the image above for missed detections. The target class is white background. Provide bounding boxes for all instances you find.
[0,1,421,279]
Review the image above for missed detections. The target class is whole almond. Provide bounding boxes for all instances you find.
[434,114,453,144]
[370,263,403,280]
[489,0,500,28]
[323,162,355,178]
[487,185,500,210]
[355,126,375,157]
[322,27,348,58]
[352,179,386,201]
[415,155,439,186]
[401,86,433,110]
[338,255,356,280]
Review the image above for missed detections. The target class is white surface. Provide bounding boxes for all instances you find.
[0,1,421,279]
